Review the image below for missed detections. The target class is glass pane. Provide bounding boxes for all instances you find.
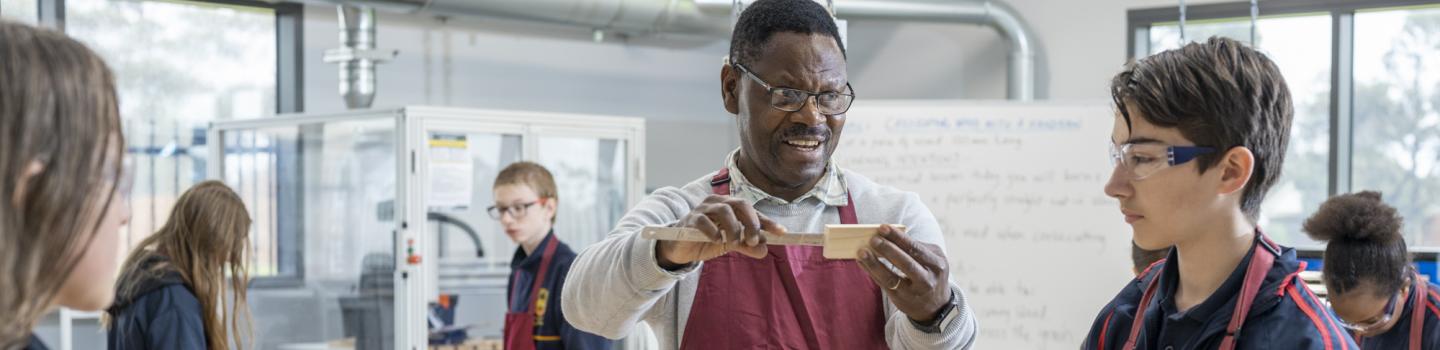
[426,132,523,268]
[1150,15,1333,246]
[537,136,628,254]
[223,128,287,277]
[423,131,523,340]
[65,0,277,253]
[220,118,398,350]
[0,0,37,24]
[1354,6,1440,247]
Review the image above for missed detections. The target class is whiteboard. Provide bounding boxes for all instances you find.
[833,101,1135,349]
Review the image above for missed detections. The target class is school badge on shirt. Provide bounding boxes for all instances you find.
[534,288,549,326]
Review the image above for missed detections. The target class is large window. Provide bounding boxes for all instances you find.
[51,0,301,280]
[0,0,37,24]
[1353,6,1440,247]
[1129,0,1440,250]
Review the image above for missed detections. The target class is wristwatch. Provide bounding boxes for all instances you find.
[910,290,960,334]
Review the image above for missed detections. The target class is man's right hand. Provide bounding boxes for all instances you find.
[655,195,787,270]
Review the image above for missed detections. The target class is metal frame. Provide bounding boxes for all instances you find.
[275,1,304,114]
[1126,0,1440,57]
[1328,13,1354,199]
[210,106,647,349]
[1126,0,1440,255]
[37,0,61,30]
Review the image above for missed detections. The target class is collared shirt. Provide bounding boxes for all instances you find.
[1153,245,1252,349]
[723,149,849,207]
[1082,233,1358,350]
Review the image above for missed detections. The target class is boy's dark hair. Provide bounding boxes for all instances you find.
[1131,242,1169,276]
[1110,36,1293,221]
[729,0,846,67]
[1304,191,1409,297]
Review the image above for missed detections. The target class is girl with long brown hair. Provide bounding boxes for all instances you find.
[105,180,253,350]
[0,20,133,350]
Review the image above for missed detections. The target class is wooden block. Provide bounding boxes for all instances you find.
[823,224,906,259]
[482,340,504,350]
[460,339,503,350]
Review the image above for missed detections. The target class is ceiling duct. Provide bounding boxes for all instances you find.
[295,0,1039,100]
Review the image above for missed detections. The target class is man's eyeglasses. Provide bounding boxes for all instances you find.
[733,63,855,115]
[487,201,539,220]
[1108,142,1216,180]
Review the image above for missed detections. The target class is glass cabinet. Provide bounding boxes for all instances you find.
[210,106,644,349]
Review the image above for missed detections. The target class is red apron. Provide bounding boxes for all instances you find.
[679,168,888,349]
[1123,234,1280,350]
[504,234,559,350]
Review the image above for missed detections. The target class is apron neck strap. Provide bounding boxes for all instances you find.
[1411,271,1428,350]
[1124,232,1278,350]
[1218,235,1277,350]
[711,168,733,195]
[511,234,560,311]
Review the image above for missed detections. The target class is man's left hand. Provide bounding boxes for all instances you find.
[856,224,951,323]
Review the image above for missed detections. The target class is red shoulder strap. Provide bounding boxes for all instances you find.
[711,168,732,196]
[1411,271,1428,350]
[1123,261,1165,350]
[1217,241,1277,350]
[520,235,560,312]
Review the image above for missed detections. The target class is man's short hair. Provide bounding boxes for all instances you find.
[1110,36,1294,220]
[729,0,846,67]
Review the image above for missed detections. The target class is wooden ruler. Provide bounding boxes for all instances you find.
[640,226,825,246]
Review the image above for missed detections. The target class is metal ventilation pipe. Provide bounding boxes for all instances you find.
[830,0,1037,100]
[323,5,397,109]
[295,0,1040,100]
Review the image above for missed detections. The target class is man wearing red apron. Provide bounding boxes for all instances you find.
[559,0,977,349]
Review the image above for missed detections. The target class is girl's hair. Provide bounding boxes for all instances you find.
[111,181,253,350]
[0,20,126,346]
[1304,191,1409,297]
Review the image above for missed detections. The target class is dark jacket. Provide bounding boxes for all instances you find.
[508,232,612,349]
[1083,236,1358,350]
[24,333,48,350]
[1353,279,1440,349]
[105,255,207,350]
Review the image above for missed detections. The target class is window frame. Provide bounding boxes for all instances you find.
[1126,0,1440,256]
[38,0,305,287]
